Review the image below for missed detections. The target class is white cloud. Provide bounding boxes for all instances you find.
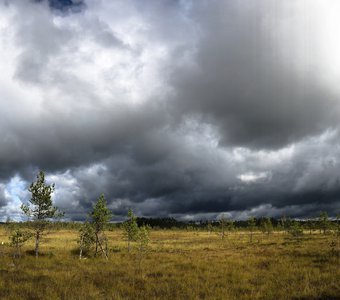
[237,172,271,183]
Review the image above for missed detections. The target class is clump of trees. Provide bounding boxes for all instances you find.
[121,209,151,254]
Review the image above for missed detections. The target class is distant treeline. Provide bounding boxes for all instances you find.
[1,216,339,231]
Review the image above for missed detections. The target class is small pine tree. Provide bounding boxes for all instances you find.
[219,214,233,239]
[288,220,304,239]
[122,209,139,252]
[248,217,256,243]
[21,171,63,257]
[219,214,226,239]
[9,227,32,258]
[306,219,315,235]
[260,217,273,236]
[137,225,150,253]
[318,211,330,235]
[280,216,287,234]
[207,221,213,234]
[79,221,96,259]
[90,194,112,259]
[136,225,150,277]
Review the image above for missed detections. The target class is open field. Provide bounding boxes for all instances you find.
[0,228,339,300]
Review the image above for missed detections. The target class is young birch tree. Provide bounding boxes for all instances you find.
[318,211,331,235]
[90,194,112,259]
[248,217,256,243]
[79,221,95,259]
[122,209,139,252]
[136,225,150,277]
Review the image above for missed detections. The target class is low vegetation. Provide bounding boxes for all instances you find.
[0,225,339,300]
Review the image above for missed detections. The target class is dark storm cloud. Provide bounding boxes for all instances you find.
[34,0,86,13]
[53,129,340,219]
[0,0,339,220]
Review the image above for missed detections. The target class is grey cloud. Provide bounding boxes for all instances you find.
[171,1,340,149]
[0,184,6,207]
[49,129,340,219]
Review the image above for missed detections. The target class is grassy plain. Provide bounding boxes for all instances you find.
[0,228,339,300]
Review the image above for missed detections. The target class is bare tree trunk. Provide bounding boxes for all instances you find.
[79,235,84,259]
[35,231,40,258]
[95,233,99,257]
[97,237,108,260]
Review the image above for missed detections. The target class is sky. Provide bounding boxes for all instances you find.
[0,0,339,221]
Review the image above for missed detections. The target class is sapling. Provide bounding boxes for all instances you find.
[288,220,304,240]
[136,225,150,277]
[219,214,233,239]
[260,217,273,236]
[79,221,95,259]
[21,171,63,257]
[9,227,32,258]
[318,211,330,234]
[90,194,111,259]
[248,217,256,243]
[122,209,139,252]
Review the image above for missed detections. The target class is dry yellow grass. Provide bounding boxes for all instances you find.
[0,227,339,300]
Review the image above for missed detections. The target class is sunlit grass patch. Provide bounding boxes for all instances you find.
[0,228,339,299]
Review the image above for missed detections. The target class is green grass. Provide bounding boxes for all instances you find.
[0,228,339,299]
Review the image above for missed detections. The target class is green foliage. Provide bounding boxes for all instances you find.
[260,218,273,235]
[207,222,214,234]
[79,221,96,258]
[91,194,111,233]
[318,211,331,234]
[137,225,150,253]
[21,171,63,221]
[248,217,256,243]
[186,225,194,231]
[288,220,304,238]
[9,227,32,258]
[122,209,139,251]
[136,225,151,277]
[20,171,63,257]
[219,215,234,239]
[305,219,316,234]
[90,194,111,258]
